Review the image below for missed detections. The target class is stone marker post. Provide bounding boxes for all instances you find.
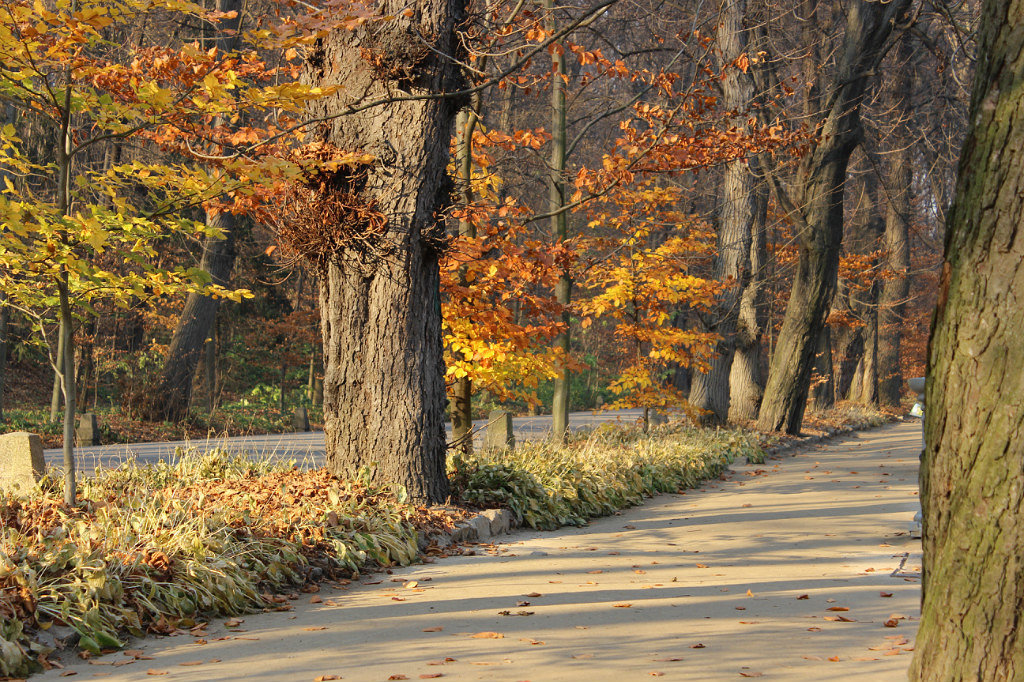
[292,407,311,432]
[0,431,45,494]
[75,413,99,446]
[484,410,515,451]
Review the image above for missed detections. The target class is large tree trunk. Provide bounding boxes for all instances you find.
[141,212,236,421]
[756,0,909,433]
[689,0,755,424]
[306,0,465,504]
[910,0,1024,675]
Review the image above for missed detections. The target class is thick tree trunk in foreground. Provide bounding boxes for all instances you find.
[690,0,755,424]
[308,0,465,503]
[756,0,909,433]
[142,212,235,421]
[910,1,1024,677]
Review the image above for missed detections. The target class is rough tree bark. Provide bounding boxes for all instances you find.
[689,0,756,424]
[756,0,910,433]
[306,0,466,503]
[910,0,1024,676]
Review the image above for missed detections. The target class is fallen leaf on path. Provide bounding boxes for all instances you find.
[524,592,542,597]
[807,627,822,632]
[797,594,809,600]
[421,626,443,632]
[405,581,419,589]
[123,650,145,658]
[884,619,900,628]
[690,643,706,649]
[310,596,323,604]
[304,627,328,631]
[520,638,545,645]
[623,525,636,529]
[880,592,893,598]
[419,675,443,679]
[587,570,603,574]
[826,607,849,612]
[739,672,763,677]
[828,656,840,662]
[746,589,754,597]
[388,676,409,680]
[60,673,77,677]
[613,603,632,608]
[649,672,664,677]
[470,632,504,639]
[145,671,168,676]
[696,564,708,568]
[314,676,341,681]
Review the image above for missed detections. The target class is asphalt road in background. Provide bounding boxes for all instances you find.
[43,408,648,476]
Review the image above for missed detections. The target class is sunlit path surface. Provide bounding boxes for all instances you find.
[39,421,923,681]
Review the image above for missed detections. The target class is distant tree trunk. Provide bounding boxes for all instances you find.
[910,0,1024,675]
[204,331,216,414]
[142,213,236,421]
[49,320,65,423]
[847,167,882,405]
[451,104,479,454]
[690,0,756,424]
[756,0,910,433]
[809,326,834,412]
[306,0,466,503]
[728,153,769,421]
[76,316,96,409]
[139,0,240,423]
[832,314,864,400]
[876,41,914,407]
[547,0,571,440]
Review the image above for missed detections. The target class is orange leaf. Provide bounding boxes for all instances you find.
[470,632,503,639]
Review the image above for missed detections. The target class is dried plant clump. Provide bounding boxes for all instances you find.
[272,142,389,267]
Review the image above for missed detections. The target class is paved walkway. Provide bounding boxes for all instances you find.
[44,409,647,476]
[39,421,923,681]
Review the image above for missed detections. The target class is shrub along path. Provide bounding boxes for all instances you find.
[38,421,923,682]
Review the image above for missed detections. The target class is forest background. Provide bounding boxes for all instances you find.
[0,0,969,453]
